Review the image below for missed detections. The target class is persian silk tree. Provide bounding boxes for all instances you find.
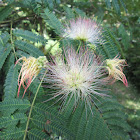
[0,2,131,140]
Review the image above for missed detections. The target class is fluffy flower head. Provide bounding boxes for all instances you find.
[63,17,102,44]
[16,56,47,98]
[44,48,107,113]
[106,56,128,87]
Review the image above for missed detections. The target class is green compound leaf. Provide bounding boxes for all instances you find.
[0,128,24,140]
[0,32,10,48]
[96,28,124,60]
[0,5,13,21]
[0,113,27,128]
[42,8,64,35]
[14,40,44,58]
[105,0,127,14]
[0,99,30,112]
[28,128,48,140]
[64,6,75,20]
[32,103,74,139]
[0,44,11,70]
[60,94,130,140]
[65,102,112,140]
[4,64,19,100]
[13,29,47,44]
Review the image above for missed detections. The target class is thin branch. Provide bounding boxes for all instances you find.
[23,71,47,140]
[0,15,35,25]
[10,20,17,61]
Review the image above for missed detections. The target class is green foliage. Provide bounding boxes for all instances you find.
[126,45,140,90]
[0,113,27,128]
[0,128,24,140]
[117,24,130,51]
[0,5,13,21]
[4,64,19,100]
[61,95,130,140]
[4,0,15,4]
[98,98,130,139]
[29,79,44,96]
[31,99,130,140]
[0,99,30,112]
[68,104,111,140]
[64,6,75,20]
[31,113,72,139]
[0,32,10,47]
[74,8,87,17]
[0,44,11,70]
[42,0,61,9]
[105,0,127,14]
[3,52,15,74]
[91,28,124,60]
[42,8,64,35]
[28,128,48,140]
[14,40,44,57]
[13,29,47,44]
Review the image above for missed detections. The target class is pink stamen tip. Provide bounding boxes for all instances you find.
[123,76,128,87]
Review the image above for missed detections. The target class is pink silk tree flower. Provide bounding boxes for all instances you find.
[106,56,128,87]
[63,17,102,44]
[43,48,108,113]
[16,56,47,98]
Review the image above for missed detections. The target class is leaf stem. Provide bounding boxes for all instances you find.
[23,71,47,140]
[10,20,17,61]
[0,15,35,24]
[76,40,81,54]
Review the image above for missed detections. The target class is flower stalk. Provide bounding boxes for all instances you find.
[23,70,47,140]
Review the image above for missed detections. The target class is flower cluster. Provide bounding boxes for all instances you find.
[16,56,47,98]
[106,56,128,87]
[16,16,128,114]
[43,49,108,112]
[63,17,101,44]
